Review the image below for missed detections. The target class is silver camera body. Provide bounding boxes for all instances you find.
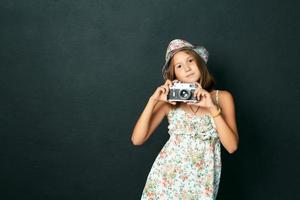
[167,82,198,103]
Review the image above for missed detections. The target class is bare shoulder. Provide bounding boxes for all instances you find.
[219,89,234,100]
[217,89,238,139]
[218,89,235,109]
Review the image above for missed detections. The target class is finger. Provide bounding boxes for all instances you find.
[195,88,201,100]
[201,91,208,99]
[165,81,172,89]
[162,85,169,93]
[197,92,200,100]
[193,90,198,98]
[194,82,201,88]
[165,79,172,86]
[159,87,165,94]
[160,85,167,93]
[194,87,201,94]
[202,91,209,97]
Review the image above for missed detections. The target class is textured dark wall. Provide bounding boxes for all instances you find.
[1,0,299,199]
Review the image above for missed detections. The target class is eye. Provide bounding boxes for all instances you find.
[176,65,181,68]
[189,58,193,62]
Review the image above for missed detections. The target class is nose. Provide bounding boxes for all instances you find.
[183,64,191,72]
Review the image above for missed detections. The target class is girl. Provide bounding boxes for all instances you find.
[131,39,239,200]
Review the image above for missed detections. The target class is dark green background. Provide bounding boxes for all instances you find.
[1,0,299,199]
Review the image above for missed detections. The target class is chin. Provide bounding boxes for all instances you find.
[183,77,200,83]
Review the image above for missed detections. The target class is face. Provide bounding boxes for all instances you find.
[172,51,201,83]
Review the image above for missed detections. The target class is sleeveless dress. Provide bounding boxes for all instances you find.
[141,90,221,200]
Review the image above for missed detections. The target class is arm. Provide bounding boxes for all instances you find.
[209,90,239,154]
[131,97,169,146]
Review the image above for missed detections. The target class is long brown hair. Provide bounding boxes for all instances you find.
[163,49,216,92]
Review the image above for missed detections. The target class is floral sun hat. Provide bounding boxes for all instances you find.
[161,39,209,80]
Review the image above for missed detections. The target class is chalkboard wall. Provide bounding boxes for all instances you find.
[1,0,299,199]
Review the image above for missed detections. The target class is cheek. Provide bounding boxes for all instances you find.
[174,70,184,78]
[174,68,180,76]
[193,66,201,74]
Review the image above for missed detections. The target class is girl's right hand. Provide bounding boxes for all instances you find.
[150,79,178,105]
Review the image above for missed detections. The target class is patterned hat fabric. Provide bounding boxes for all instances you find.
[162,39,209,79]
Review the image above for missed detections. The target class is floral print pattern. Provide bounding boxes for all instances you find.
[141,107,221,200]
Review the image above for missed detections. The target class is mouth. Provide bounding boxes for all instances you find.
[186,73,194,78]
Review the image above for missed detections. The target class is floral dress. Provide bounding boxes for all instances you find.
[141,91,221,200]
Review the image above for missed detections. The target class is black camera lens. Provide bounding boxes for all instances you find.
[179,89,191,100]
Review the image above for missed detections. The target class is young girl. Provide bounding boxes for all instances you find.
[131,39,239,200]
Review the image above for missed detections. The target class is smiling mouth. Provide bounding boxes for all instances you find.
[186,73,194,78]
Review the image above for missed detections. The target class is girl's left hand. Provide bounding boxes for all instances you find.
[187,82,216,109]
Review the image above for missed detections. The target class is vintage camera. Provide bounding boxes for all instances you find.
[167,82,198,103]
